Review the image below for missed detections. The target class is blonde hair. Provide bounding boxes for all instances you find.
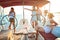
[48,13,54,18]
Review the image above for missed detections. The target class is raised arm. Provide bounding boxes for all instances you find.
[24,8,32,11]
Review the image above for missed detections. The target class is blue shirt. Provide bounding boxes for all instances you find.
[9,12,14,18]
[43,26,51,33]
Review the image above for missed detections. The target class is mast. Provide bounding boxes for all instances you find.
[23,0,24,20]
[22,0,25,24]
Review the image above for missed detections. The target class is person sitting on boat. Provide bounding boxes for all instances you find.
[8,7,16,32]
[35,13,57,33]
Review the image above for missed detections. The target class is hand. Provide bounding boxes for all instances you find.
[51,23,56,26]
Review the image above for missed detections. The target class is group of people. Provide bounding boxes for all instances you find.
[8,6,60,37]
[30,6,60,38]
[25,6,60,38]
[8,6,42,33]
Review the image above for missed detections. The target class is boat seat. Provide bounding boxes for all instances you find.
[39,31,57,40]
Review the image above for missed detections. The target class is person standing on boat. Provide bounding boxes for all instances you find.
[8,7,15,32]
[24,6,42,28]
[24,6,37,28]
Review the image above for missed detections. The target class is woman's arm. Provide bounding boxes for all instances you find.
[24,8,32,11]
[8,12,10,16]
[14,12,15,17]
[50,19,58,26]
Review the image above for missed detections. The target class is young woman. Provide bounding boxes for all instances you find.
[9,7,16,32]
[24,6,42,28]
[35,13,57,33]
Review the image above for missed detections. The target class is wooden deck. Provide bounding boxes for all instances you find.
[13,35,35,40]
[13,33,44,40]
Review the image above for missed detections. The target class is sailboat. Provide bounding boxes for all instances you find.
[0,0,60,40]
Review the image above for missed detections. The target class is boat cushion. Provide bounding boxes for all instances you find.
[52,26,60,37]
[39,31,57,40]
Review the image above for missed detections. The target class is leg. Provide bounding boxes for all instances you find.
[35,30,39,40]
[9,18,12,30]
[13,21,15,33]
[35,26,44,40]
[9,22,11,30]
[34,25,44,32]
[38,27,45,32]
[31,21,37,28]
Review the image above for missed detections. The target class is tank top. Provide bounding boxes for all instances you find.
[9,12,14,18]
[31,11,37,21]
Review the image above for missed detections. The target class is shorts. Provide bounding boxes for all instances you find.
[9,18,15,22]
